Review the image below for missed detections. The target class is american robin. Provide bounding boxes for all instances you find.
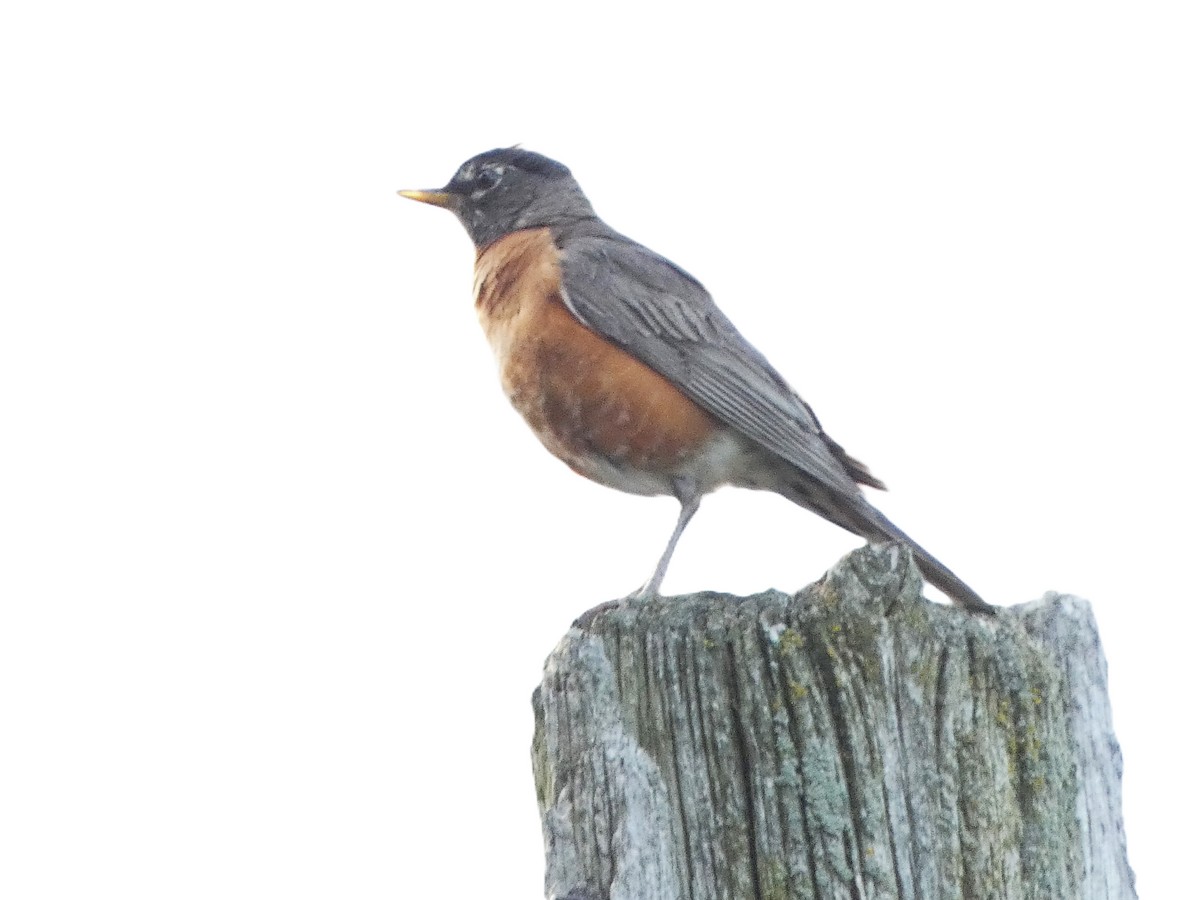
[399,148,994,615]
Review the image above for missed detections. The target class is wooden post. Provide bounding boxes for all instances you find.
[532,545,1136,900]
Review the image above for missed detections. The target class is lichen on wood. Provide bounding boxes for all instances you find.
[531,544,1136,900]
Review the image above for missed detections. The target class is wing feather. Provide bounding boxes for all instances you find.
[556,225,872,496]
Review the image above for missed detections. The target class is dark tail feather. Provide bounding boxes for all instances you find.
[904,537,994,615]
[781,478,995,615]
[854,505,994,616]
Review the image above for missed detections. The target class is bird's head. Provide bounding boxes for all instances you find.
[399,148,596,249]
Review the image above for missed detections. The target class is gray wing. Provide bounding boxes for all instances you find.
[556,226,874,496]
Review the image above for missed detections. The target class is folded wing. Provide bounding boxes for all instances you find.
[555,225,882,497]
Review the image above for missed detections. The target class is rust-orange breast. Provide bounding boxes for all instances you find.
[473,228,719,492]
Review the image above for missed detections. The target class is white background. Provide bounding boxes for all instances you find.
[2,2,1196,897]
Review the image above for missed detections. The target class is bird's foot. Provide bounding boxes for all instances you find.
[572,598,624,629]
[573,582,661,629]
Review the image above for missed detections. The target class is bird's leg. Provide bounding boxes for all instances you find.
[575,478,702,628]
[635,476,702,599]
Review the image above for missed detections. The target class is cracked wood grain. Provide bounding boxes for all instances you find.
[531,545,1136,900]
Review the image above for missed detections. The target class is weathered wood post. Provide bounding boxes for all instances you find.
[532,545,1136,900]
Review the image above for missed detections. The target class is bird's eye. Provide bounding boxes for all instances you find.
[476,167,502,190]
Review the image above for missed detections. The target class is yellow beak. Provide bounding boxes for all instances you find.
[397,189,456,208]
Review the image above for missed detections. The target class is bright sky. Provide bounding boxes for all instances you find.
[2,2,1196,897]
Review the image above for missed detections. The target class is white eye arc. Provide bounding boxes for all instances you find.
[476,166,504,190]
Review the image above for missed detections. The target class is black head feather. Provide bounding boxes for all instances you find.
[437,148,595,248]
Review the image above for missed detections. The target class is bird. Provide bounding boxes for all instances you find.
[398,148,994,615]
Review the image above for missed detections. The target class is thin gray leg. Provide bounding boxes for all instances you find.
[636,477,702,599]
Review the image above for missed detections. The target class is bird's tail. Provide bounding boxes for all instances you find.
[887,524,994,616]
[780,478,995,616]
